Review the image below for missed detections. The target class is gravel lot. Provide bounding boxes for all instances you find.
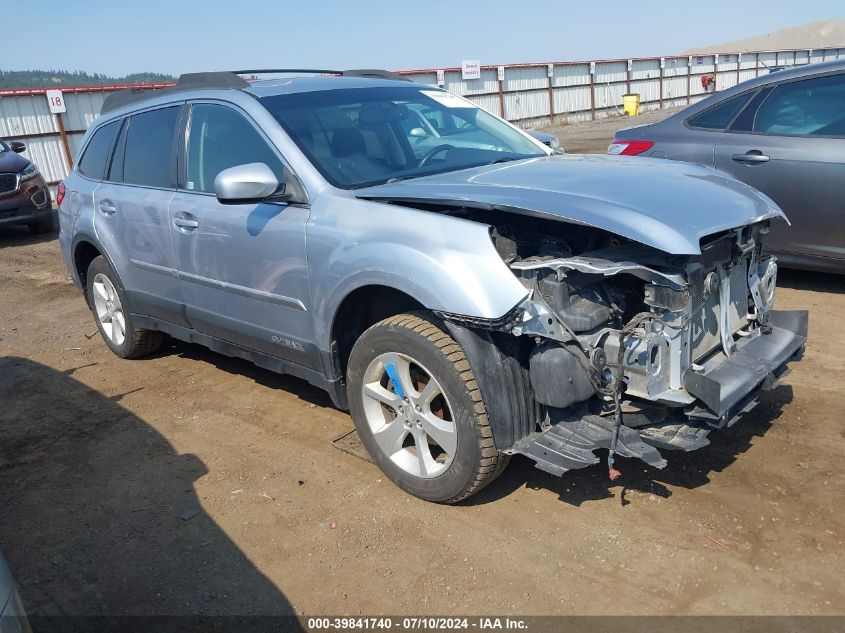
[1,110,843,624]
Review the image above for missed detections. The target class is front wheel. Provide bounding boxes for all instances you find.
[346,312,509,503]
[86,256,164,359]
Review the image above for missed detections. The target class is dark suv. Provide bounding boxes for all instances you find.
[0,139,53,234]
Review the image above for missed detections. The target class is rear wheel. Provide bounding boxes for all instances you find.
[347,312,509,503]
[86,256,164,359]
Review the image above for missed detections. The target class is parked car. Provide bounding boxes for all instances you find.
[609,59,845,273]
[58,69,806,503]
[0,139,53,234]
[0,552,32,633]
[525,129,564,153]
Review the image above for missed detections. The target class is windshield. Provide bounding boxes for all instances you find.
[0,140,9,153]
[260,86,547,188]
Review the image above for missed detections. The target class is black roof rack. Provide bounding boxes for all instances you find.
[231,68,410,81]
[101,68,410,114]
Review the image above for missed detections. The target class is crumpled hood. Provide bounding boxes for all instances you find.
[355,154,785,255]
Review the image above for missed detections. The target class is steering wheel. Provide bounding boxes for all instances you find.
[418,144,455,167]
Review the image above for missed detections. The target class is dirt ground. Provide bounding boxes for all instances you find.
[1,112,844,625]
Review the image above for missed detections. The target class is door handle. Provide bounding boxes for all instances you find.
[732,152,770,164]
[173,214,199,231]
[99,200,117,215]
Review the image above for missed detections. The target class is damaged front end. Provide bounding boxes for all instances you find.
[484,220,807,478]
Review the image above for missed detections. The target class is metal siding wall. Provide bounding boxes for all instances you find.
[594,61,626,84]
[631,59,660,80]
[738,69,758,83]
[2,47,839,182]
[662,75,688,101]
[464,93,500,116]
[502,66,548,91]
[0,95,54,136]
[758,52,777,68]
[631,79,660,103]
[404,72,438,86]
[553,85,591,114]
[504,89,549,121]
[594,81,626,112]
[552,64,589,87]
[740,54,758,69]
[454,69,499,96]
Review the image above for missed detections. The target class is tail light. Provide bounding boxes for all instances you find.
[56,181,66,206]
[607,140,655,156]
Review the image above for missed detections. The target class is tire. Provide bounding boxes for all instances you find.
[28,216,53,234]
[85,256,164,359]
[347,312,510,503]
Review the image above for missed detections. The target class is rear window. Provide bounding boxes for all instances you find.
[78,121,120,179]
[122,106,180,188]
[686,93,753,130]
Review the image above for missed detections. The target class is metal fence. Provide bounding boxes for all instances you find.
[1,48,843,195]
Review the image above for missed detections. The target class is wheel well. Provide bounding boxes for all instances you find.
[331,285,425,380]
[73,241,101,290]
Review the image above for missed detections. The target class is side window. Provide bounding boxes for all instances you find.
[122,106,180,188]
[185,104,284,194]
[754,73,845,137]
[686,93,754,130]
[78,120,120,179]
[728,88,772,132]
[107,119,128,182]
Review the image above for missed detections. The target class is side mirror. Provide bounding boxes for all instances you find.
[214,163,284,204]
[10,141,26,153]
[409,127,428,138]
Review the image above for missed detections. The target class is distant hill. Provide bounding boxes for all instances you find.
[685,18,845,54]
[0,70,175,90]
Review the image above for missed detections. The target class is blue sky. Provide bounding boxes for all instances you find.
[6,1,843,75]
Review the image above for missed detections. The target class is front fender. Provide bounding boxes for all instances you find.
[308,197,529,350]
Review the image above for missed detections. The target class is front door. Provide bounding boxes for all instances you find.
[169,102,315,368]
[715,72,845,263]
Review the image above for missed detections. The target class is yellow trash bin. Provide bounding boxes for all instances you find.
[622,93,640,116]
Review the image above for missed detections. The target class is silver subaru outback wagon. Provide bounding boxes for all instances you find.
[58,69,808,503]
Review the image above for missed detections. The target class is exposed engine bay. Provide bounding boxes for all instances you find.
[437,208,806,479]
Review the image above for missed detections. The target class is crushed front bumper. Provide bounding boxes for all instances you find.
[513,309,808,476]
[685,310,807,426]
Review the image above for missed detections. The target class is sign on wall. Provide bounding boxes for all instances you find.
[461,60,481,80]
[497,66,505,81]
[46,90,66,114]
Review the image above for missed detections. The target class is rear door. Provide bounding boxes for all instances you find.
[93,104,186,324]
[714,72,845,262]
[169,101,315,368]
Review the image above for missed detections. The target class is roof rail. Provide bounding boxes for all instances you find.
[231,68,410,81]
[231,68,341,75]
[341,69,411,82]
[100,71,250,114]
[100,67,411,114]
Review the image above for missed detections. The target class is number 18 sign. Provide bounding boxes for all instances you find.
[46,90,67,114]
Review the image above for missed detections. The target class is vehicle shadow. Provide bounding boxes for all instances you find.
[153,339,336,410]
[0,223,57,247]
[466,385,793,507]
[778,268,845,294]
[0,357,303,632]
